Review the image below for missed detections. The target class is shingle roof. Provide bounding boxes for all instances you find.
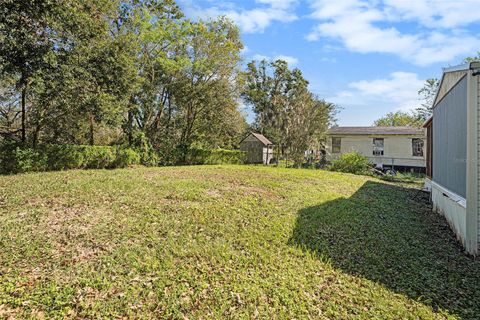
[251,132,273,145]
[327,126,424,136]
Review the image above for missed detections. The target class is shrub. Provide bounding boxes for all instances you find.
[82,146,117,169]
[329,152,371,175]
[185,147,245,165]
[115,147,141,168]
[0,144,142,174]
[0,143,47,173]
[14,148,48,173]
[185,147,210,165]
[0,142,19,174]
[205,149,246,165]
[43,145,84,170]
[128,131,159,166]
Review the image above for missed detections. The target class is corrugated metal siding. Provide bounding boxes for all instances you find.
[433,76,467,198]
[477,76,480,247]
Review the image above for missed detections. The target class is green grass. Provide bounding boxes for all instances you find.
[0,165,479,319]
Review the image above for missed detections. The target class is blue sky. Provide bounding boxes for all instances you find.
[178,0,480,126]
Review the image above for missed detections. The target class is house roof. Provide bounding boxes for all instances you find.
[327,126,425,136]
[250,132,273,145]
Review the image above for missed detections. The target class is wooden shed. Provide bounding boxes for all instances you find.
[240,132,274,164]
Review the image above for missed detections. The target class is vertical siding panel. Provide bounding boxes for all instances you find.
[477,76,480,246]
[433,76,468,197]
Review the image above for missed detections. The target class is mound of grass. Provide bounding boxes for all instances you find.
[0,166,479,319]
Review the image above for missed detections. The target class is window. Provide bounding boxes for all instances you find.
[412,138,424,157]
[332,137,341,153]
[373,138,384,156]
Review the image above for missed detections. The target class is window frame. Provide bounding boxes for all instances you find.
[412,138,424,157]
[373,138,384,156]
[332,137,341,153]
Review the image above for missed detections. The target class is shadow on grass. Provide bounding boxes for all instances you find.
[289,181,480,319]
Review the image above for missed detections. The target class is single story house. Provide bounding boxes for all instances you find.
[326,126,426,172]
[240,132,274,164]
[424,61,480,255]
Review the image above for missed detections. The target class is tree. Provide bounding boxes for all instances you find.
[374,111,423,127]
[0,76,20,141]
[170,17,245,161]
[414,78,439,120]
[285,91,335,165]
[243,59,335,165]
[0,0,137,146]
[0,0,249,164]
[112,0,184,147]
[464,52,480,63]
[0,0,61,143]
[243,59,305,149]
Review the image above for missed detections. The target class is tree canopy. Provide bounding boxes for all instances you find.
[243,59,336,165]
[374,77,440,127]
[373,111,423,127]
[0,0,334,166]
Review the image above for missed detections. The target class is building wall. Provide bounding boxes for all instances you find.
[240,134,274,164]
[432,69,479,255]
[240,135,264,164]
[426,122,433,177]
[466,70,480,255]
[477,74,480,249]
[325,135,426,168]
[433,75,467,198]
[431,181,467,245]
[262,146,274,165]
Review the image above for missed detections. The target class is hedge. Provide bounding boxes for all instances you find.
[185,148,246,165]
[0,144,141,174]
[0,144,245,174]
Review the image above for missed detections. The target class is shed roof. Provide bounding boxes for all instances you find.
[327,126,424,136]
[250,132,273,145]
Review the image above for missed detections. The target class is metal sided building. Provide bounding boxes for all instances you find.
[424,61,480,255]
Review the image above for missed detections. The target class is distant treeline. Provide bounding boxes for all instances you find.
[0,0,336,170]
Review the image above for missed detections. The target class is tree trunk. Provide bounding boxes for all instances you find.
[21,84,27,144]
[89,114,94,145]
[127,109,133,145]
[32,123,41,148]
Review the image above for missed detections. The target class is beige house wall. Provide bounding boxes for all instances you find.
[325,134,426,168]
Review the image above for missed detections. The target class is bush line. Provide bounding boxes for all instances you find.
[0,144,246,174]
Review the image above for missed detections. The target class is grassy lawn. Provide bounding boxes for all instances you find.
[1,165,479,319]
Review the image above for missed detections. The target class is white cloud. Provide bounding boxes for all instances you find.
[180,0,298,33]
[307,0,480,65]
[319,57,337,63]
[328,72,424,111]
[252,54,299,66]
[383,0,480,29]
[252,54,270,61]
[257,0,298,10]
[274,55,299,65]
